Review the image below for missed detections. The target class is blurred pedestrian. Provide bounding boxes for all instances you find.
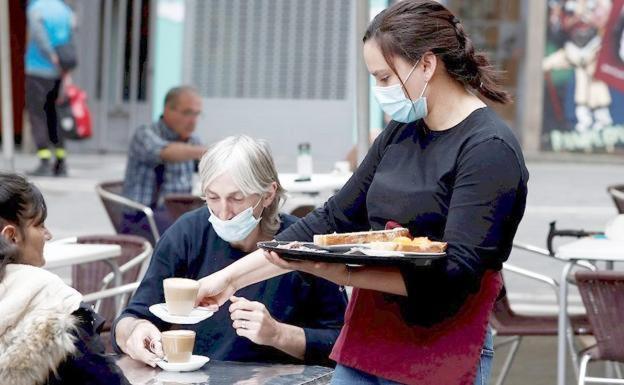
[24,0,75,177]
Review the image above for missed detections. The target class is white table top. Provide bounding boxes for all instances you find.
[193,172,352,196]
[555,237,624,261]
[43,242,122,269]
[279,172,352,194]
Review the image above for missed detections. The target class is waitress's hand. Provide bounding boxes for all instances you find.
[264,250,348,286]
[196,270,237,309]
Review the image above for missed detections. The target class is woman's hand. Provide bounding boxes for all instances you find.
[122,319,163,367]
[264,250,348,286]
[229,295,282,346]
[196,270,238,308]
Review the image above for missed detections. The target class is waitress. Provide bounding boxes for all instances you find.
[196,1,529,384]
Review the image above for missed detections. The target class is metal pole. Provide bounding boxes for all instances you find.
[0,0,15,171]
[355,0,370,166]
[115,0,128,106]
[100,0,113,152]
[128,0,142,140]
[518,0,546,154]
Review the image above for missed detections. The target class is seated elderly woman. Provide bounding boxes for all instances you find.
[0,173,128,385]
[113,135,347,367]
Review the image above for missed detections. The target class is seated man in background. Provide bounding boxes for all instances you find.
[121,86,207,241]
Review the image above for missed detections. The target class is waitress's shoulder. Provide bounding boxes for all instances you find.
[460,108,529,179]
[464,107,522,148]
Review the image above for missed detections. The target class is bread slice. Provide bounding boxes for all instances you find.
[313,228,411,246]
[368,238,448,253]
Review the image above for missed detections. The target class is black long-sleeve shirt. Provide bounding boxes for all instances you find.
[276,107,529,326]
[112,209,347,365]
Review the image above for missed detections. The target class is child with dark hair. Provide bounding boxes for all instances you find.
[0,173,129,385]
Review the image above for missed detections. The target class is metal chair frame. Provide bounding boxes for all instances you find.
[576,271,624,385]
[55,235,153,319]
[492,242,596,385]
[96,181,160,243]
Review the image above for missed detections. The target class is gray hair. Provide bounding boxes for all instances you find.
[163,85,199,109]
[199,135,286,237]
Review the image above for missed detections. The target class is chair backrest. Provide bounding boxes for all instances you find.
[96,180,160,244]
[290,205,316,218]
[575,270,624,362]
[72,234,152,331]
[164,194,205,221]
[607,184,624,214]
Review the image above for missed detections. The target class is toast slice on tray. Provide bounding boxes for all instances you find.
[368,237,447,253]
[313,228,411,246]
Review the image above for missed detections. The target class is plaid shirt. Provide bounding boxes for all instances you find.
[122,118,201,208]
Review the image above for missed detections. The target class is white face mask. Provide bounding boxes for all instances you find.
[373,60,429,123]
[208,197,263,243]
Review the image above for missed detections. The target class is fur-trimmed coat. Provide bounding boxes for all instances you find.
[0,264,129,385]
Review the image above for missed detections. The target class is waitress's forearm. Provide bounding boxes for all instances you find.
[346,266,407,296]
[224,249,290,290]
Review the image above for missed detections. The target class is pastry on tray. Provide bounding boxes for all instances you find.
[313,229,447,254]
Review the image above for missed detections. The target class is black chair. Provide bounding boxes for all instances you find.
[164,194,205,221]
[576,271,624,385]
[96,181,160,244]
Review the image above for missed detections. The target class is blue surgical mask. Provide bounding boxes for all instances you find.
[208,198,263,243]
[373,61,429,123]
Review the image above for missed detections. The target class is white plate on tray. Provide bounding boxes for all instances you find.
[356,248,445,257]
[300,243,443,256]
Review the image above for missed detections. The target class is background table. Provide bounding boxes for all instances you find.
[44,242,122,269]
[44,241,123,308]
[555,237,624,385]
[278,172,352,195]
[116,356,333,385]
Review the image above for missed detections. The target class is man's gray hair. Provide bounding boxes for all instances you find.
[199,135,286,237]
[163,85,199,108]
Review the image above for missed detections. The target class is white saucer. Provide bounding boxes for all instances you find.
[149,303,214,324]
[156,369,210,383]
[156,355,210,372]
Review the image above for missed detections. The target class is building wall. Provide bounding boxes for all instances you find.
[182,0,356,172]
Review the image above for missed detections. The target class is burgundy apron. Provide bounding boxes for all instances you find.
[330,270,503,385]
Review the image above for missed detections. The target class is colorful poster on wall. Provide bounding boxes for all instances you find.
[542,0,624,154]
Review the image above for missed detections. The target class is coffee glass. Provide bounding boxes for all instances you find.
[163,278,200,316]
[161,330,196,363]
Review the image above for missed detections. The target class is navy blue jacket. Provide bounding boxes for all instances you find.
[113,208,347,366]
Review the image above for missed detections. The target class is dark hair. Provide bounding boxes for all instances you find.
[363,0,511,104]
[164,85,199,109]
[0,173,48,231]
[0,235,20,282]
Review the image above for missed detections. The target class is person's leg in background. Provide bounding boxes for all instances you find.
[45,78,68,176]
[26,75,57,176]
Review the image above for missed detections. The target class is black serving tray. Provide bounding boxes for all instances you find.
[257,241,445,267]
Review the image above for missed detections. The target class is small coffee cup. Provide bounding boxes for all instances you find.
[163,278,200,316]
[161,330,196,363]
